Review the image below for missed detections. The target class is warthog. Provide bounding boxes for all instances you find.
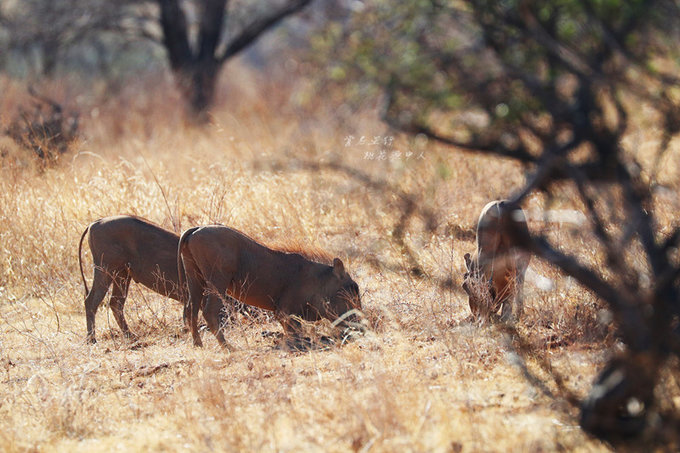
[462,200,530,322]
[78,215,184,343]
[177,225,361,347]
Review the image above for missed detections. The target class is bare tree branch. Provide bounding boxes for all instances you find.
[567,163,633,290]
[506,224,650,352]
[158,0,192,71]
[385,115,538,163]
[198,0,228,63]
[220,0,313,61]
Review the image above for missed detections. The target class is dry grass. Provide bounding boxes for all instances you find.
[1,66,677,451]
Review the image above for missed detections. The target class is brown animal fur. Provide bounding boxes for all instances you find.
[462,200,531,322]
[177,225,361,347]
[79,215,185,343]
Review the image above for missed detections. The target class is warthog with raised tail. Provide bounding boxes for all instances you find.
[177,225,361,347]
[462,200,531,322]
[79,215,185,343]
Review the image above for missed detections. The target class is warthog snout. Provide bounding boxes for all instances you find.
[331,307,365,333]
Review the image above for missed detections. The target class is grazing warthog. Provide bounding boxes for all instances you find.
[78,215,184,343]
[177,225,362,347]
[462,200,530,322]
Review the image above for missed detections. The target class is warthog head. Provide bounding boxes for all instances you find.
[302,258,362,327]
[462,252,500,319]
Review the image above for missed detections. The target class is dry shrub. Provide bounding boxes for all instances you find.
[4,88,79,169]
[40,382,99,438]
[360,305,389,333]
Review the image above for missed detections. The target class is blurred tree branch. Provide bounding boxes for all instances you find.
[329,0,680,442]
[221,0,312,61]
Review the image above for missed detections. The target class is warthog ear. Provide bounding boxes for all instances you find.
[333,258,346,278]
[464,253,472,271]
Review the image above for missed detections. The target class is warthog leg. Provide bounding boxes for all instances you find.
[500,301,514,323]
[276,315,308,350]
[181,248,206,347]
[187,282,204,348]
[109,272,133,340]
[85,267,114,343]
[202,293,231,350]
[278,314,304,336]
[512,271,526,321]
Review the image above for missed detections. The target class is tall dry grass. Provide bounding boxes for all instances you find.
[1,64,676,451]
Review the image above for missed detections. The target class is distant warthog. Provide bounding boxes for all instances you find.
[177,225,362,347]
[462,200,530,322]
[78,215,184,343]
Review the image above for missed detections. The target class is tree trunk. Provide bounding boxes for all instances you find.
[175,60,220,122]
[157,0,312,122]
[42,41,59,77]
[159,0,225,122]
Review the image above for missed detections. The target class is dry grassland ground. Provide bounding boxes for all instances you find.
[1,70,678,452]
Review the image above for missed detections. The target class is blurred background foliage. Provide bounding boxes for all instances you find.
[314,0,680,166]
[0,0,160,80]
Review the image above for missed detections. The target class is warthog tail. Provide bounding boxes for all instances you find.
[177,227,200,301]
[78,224,91,296]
